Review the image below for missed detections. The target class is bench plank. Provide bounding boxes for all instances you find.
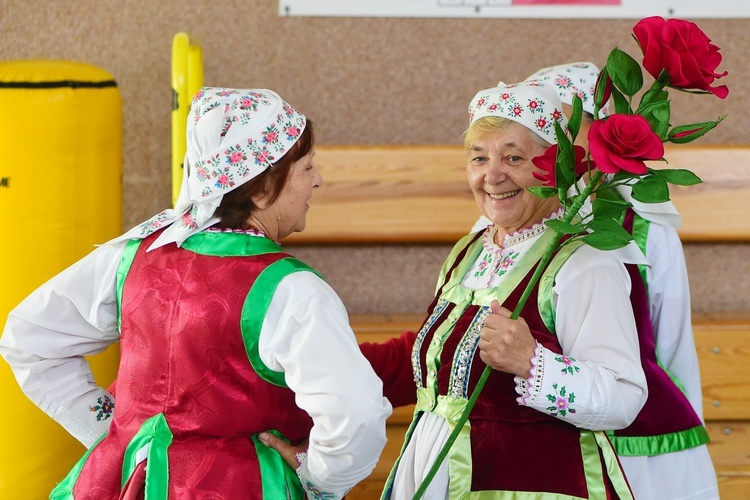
[288,145,750,244]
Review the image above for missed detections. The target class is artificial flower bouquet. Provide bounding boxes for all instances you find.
[413,15,728,499]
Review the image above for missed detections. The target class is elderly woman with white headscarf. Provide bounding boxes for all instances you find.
[472,63,719,500]
[373,81,649,498]
[0,87,390,499]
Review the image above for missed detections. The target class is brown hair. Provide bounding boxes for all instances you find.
[214,119,315,229]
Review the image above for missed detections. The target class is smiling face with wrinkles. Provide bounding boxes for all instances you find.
[466,118,560,240]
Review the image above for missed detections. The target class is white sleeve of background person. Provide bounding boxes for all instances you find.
[260,272,391,497]
[645,223,704,419]
[0,243,123,447]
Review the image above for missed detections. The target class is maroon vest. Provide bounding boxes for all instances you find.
[408,233,626,497]
[609,211,706,453]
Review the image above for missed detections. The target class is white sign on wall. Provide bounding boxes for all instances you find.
[279,0,750,19]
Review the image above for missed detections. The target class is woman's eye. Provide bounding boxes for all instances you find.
[472,156,488,163]
[507,155,523,164]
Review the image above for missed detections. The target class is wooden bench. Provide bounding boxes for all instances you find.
[281,144,749,498]
[287,145,750,244]
[346,313,750,499]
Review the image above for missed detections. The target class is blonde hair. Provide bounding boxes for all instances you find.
[463,116,552,150]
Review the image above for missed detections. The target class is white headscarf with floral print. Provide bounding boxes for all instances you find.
[524,62,610,117]
[469,80,568,145]
[108,87,306,251]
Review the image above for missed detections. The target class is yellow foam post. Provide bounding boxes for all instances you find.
[171,32,204,206]
[0,60,122,497]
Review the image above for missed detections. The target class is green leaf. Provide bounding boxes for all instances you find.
[588,217,634,241]
[528,186,558,198]
[631,175,670,203]
[611,86,631,115]
[568,94,583,140]
[638,87,669,110]
[546,219,585,235]
[638,100,671,140]
[607,48,643,98]
[592,197,632,219]
[583,230,631,251]
[652,168,702,186]
[594,183,627,202]
[610,171,639,184]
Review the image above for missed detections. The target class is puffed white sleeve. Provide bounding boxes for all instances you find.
[258,270,391,499]
[516,245,647,430]
[645,223,704,419]
[0,242,124,447]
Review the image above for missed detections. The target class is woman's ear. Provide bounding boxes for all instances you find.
[251,190,272,210]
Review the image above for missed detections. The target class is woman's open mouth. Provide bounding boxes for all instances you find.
[487,189,520,200]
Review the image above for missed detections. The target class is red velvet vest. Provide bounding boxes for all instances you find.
[68,231,313,498]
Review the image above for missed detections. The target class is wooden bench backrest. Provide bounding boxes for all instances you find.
[287,145,750,244]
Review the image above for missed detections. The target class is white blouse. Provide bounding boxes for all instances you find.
[0,236,391,499]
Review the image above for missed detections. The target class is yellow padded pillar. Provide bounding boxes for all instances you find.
[0,60,122,497]
[171,32,204,206]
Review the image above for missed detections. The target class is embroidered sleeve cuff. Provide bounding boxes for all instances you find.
[521,346,587,421]
[515,341,544,405]
[296,452,350,500]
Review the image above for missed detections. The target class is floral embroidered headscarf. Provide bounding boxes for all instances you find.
[468,80,568,145]
[524,62,610,117]
[109,87,307,251]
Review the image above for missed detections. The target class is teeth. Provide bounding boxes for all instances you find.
[488,190,519,200]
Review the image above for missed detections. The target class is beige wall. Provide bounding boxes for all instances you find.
[2,1,748,313]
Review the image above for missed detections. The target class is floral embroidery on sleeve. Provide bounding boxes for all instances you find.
[545,383,576,417]
[555,354,581,375]
[296,452,347,500]
[89,395,114,421]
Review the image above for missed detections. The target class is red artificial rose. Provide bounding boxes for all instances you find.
[532,145,590,187]
[588,114,664,175]
[633,16,729,99]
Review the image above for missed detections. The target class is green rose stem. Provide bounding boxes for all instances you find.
[412,171,603,500]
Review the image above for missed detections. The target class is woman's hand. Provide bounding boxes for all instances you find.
[258,432,309,470]
[477,300,537,378]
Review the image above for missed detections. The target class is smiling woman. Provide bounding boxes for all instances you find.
[351,80,652,499]
[465,117,559,239]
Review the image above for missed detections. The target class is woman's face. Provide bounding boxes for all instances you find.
[253,149,323,240]
[467,122,559,235]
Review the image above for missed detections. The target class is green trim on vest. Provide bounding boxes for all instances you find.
[631,213,651,294]
[607,424,710,456]
[120,413,174,499]
[252,430,304,499]
[49,433,108,499]
[241,257,321,387]
[116,239,143,331]
[537,239,585,335]
[180,231,283,257]
[436,232,485,295]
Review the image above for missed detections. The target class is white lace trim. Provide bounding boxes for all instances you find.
[516,341,544,405]
[484,207,565,250]
[204,226,266,237]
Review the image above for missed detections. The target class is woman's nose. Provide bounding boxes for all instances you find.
[313,165,324,188]
[484,162,506,184]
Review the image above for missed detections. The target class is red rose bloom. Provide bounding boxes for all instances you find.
[588,114,664,175]
[532,145,589,187]
[633,16,728,99]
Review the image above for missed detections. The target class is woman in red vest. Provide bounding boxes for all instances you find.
[0,87,391,499]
